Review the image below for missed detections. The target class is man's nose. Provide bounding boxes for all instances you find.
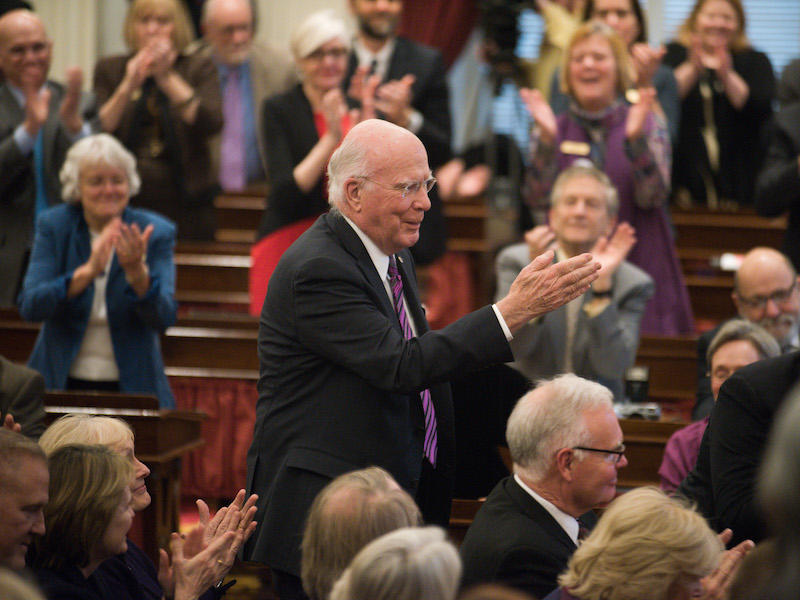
[31,510,45,535]
[616,453,628,469]
[764,297,781,318]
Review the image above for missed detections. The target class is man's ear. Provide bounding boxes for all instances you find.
[343,178,362,213]
[555,447,575,482]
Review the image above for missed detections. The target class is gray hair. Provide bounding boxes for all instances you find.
[326,129,371,214]
[0,429,46,480]
[506,373,614,481]
[329,527,461,600]
[59,134,140,202]
[550,161,619,217]
[706,319,781,367]
[290,9,349,62]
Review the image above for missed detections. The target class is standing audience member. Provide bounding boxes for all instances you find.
[94,0,222,240]
[663,0,774,209]
[344,0,450,265]
[243,118,600,599]
[329,527,461,600]
[542,487,750,600]
[523,21,692,336]
[495,164,653,399]
[196,0,296,191]
[38,414,257,600]
[301,467,421,600]
[18,134,177,408]
[0,428,47,571]
[459,374,627,599]
[249,9,375,316]
[693,247,799,419]
[0,8,94,305]
[755,81,800,272]
[0,355,45,438]
[659,320,779,494]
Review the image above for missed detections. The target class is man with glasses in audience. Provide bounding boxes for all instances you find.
[693,247,800,419]
[243,119,600,599]
[460,374,627,600]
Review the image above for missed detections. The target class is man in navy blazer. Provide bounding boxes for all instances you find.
[243,119,600,598]
[460,374,627,599]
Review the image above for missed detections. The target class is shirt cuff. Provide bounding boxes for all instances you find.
[406,109,423,134]
[13,124,35,155]
[491,303,513,341]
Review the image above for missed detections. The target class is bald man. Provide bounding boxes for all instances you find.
[694,247,800,419]
[0,9,94,305]
[244,119,600,597]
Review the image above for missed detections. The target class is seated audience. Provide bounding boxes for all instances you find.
[551,0,679,143]
[659,320,779,493]
[0,429,47,571]
[693,247,799,419]
[496,163,653,399]
[459,374,627,599]
[663,0,774,209]
[94,0,222,240]
[329,526,461,600]
[542,487,750,600]
[38,413,257,600]
[194,0,296,191]
[0,8,94,306]
[249,9,374,315]
[0,355,45,438]
[301,466,421,600]
[523,22,692,336]
[18,134,177,408]
[755,88,800,272]
[679,350,800,544]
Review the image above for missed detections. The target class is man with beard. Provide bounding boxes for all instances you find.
[692,247,800,419]
[344,0,450,265]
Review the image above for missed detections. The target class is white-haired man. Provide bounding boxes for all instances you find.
[460,374,627,599]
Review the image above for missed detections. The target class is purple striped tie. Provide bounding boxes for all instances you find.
[388,255,437,466]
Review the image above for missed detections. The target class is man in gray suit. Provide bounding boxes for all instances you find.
[495,163,654,399]
[198,0,296,191]
[0,9,92,305]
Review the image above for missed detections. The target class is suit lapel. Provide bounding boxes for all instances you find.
[505,477,577,553]
[0,83,24,125]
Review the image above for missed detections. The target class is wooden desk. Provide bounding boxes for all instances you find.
[43,391,205,563]
[618,418,685,488]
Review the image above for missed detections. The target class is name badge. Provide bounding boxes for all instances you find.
[560,140,591,156]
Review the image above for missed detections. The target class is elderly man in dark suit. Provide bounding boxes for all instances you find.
[0,9,93,305]
[460,374,627,599]
[243,119,600,599]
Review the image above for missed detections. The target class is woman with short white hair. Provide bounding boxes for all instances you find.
[18,133,177,407]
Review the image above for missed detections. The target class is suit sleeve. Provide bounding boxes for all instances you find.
[0,131,29,201]
[709,373,770,543]
[694,331,715,420]
[755,109,800,219]
[293,256,512,392]
[5,367,46,439]
[495,547,566,599]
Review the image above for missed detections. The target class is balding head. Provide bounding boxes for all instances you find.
[733,247,800,347]
[327,120,432,255]
[201,0,254,65]
[0,9,50,88]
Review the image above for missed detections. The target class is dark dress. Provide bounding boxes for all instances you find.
[663,42,774,208]
[93,52,223,239]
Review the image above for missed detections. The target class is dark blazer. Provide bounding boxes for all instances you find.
[244,212,512,575]
[0,355,45,439]
[694,322,723,420]
[460,476,596,599]
[0,80,94,305]
[17,204,177,408]
[345,37,450,264]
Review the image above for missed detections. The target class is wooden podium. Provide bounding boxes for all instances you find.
[43,391,205,563]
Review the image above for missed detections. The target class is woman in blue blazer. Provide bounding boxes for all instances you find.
[18,133,176,408]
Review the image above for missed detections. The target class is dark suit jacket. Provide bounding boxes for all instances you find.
[0,80,94,305]
[345,37,450,264]
[694,323,723,420]
[460,476,596,599]
[0,355,45,439]
[244,212,512,575]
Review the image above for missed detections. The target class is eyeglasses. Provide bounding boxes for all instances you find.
[572,444,626,464]
[305,47,349,62]
[736,281,797,310]
[359,176,437,200]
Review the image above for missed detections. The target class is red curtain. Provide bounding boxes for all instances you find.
[398,0,479,67]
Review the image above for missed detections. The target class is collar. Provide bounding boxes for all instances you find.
[342,214,391,280]
[353,37,396,79]
[514,473,579,544]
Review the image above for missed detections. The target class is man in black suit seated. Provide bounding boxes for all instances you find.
[243,119,600,599]
[459,374,627,599]
[693,247,800,419]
